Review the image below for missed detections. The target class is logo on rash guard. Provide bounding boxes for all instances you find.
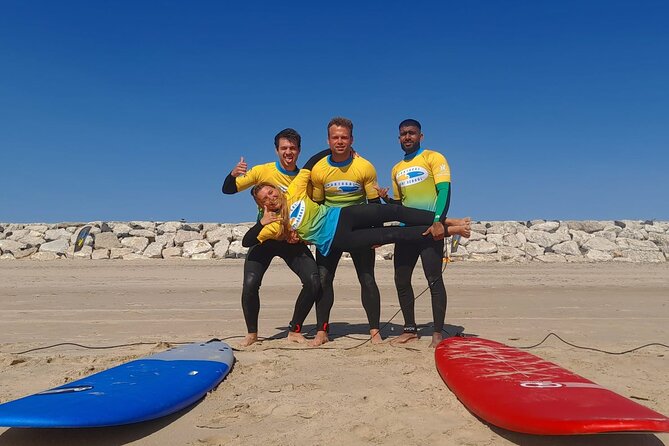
[396,166,428,187]
[289,201,306,229]
[277,184,288,193]
[324,180,362,195]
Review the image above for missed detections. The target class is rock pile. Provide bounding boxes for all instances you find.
[0,220,667,263]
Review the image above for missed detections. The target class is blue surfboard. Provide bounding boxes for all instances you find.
[0,340,234,428]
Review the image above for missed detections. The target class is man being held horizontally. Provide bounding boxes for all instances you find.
[377,119,470,348]
[222,128,321,347]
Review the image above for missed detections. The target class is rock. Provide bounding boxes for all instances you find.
[618,250,665,263]
[143,241,166,258]
[617,228,648,240]
[227,240,248,258]
[94,232,122,249]
[593,230,617,242]
[648,233,669,255]
[0,239,27,253]
[182,240,213,257]
[466,240,498,254]
[470,223,487,234]
[525,242,544,258]
[8,230,30,240]
[585,250,613,261]
[123,253,147,260]
[644,223,666,234]
[528,221,560,232]
[162,247,182,258]
[129,229,156,240]
[130,221,156,230]
[525,230,563,248]
[174,230,202,246]
[202,223,221,232]
[157,221,183,233]
[121,237,150,253]
[466,231,486,242]
[155,233,176,247]
[552,241,581,256]
[582,237,618,252]
[449,245,468,258]
[213,240,231,258]
[109,248,135,259]
[468,253,501,262]
[0,253,15,260]
[31,251,59,261]
[24,224,49,232]
[111,223,133,236]
[564,221,609,233]
[206,227,233,244]
[91,249,110,260]
[565,255,587,263]
[374,244,394,260]
[73,246,93,259]
[486,233,504,245]
[616,238,660,251]
[502,233,526,247]
[44,229,71,241]
[498,246,525,261]
[486,221,526,235]
[14,247,38,259]
[39,239,70,254]
[231,224,254,240]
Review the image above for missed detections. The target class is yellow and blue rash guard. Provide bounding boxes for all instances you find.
[391,148,451,221]
[257,169,341,256]
[234,162,299,193]
[310,154,379,207]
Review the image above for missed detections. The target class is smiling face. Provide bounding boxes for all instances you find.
[276,137,300,171]
[254,185,282,211]
[327,125,354,161]
[399,125,423,153]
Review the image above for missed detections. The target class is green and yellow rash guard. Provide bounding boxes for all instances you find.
[391,148,451,220]
[257,168,341,256]
[234,161,299,193]
[310,154,379,207]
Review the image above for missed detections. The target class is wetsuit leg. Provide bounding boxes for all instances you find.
[315,248,343,332]
[277,243,320,333]
[420,239,447,333]
[393,242,421,332]
[331,203,434,251]
[350,247,381,330]
[241,241,276,333]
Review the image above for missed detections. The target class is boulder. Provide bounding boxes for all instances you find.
[182,240,213,257]
[39,239,70,254]
[94,232,122,249]
[121,237,150,253]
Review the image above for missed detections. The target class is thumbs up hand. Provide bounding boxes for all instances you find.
[231,156,248,177]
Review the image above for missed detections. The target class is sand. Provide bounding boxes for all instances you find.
[0,259,668,445]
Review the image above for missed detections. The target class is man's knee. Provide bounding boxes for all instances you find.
[394,270,412,290]
[318,266,335,288]
[357,273,378,292]
[242,271,262,294]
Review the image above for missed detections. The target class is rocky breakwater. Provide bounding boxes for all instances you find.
[0,221,255,260]
[454,220,668,263]
[0,220,667,263]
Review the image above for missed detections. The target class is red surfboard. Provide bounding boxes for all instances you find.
[435,336,669,435]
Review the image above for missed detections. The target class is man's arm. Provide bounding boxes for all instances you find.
[222,173,238,194]
[433,182,451,223]
[242,222,263,247]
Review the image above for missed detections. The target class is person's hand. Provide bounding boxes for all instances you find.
[286,229,301,244]
[373,184,389,200]
[231,156,248,177]
[422,221,445,240]
[260,206,281,226]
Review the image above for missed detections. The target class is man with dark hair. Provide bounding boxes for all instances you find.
[222,128,320,347]
[377,119,470,347]
[308,117,384,346]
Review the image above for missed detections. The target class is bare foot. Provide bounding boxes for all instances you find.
[309,330,329,347]
[429,332,444,348]
[389,332,419,345]
[239,333,258,347]
[445,216,471,227]
[287,331,307,344]
[370,329,383,344]
[448,224,471,239]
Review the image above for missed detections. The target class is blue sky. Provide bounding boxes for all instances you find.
[1,1,667,223]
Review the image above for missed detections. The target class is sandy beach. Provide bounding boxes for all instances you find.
[0,259,667,445]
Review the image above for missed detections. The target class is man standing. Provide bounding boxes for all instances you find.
[383,119,469,348]
[309,117,383,346]
[222,128,320,347]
